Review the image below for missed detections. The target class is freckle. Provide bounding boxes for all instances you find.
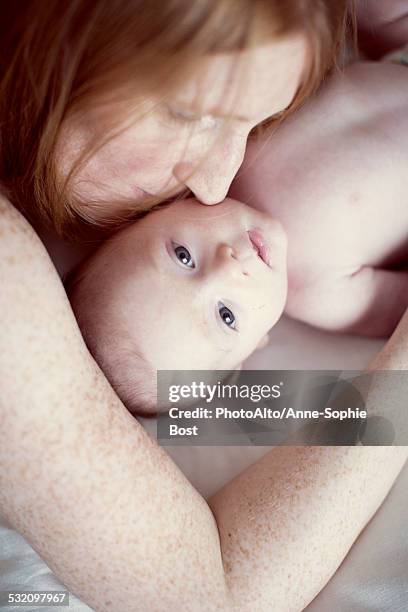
[228,532,232,538]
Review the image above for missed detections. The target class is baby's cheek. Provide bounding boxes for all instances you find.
[266,273,287,324]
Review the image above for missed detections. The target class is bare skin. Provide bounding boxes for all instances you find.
[57,33,308,218]
[67,198,287,413]
[62,63,408,427]
[231,61,408,337]
[1,196,407,612]
[2,20,408,609]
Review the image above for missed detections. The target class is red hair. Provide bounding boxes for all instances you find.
[0,0,354,238]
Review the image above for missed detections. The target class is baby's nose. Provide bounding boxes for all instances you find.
[215,244,250,277]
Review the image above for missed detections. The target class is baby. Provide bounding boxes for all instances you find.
[68,198,288,413]
[68,61,408,415]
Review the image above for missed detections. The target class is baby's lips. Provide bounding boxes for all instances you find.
[267,220,288,265]
[248,228,272,268]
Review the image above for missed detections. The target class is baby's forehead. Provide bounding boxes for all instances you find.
[146,196,249,222]
[86,194,249,261]
[173,197,247,216]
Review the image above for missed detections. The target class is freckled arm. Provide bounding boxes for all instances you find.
[0,197,230,611]
[209,309,408,610]
[0,196,407,612]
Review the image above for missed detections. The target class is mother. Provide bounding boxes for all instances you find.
[0,2,407,612]
[0,0,347,234]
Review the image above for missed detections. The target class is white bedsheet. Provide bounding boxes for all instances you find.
[1,316,407,611]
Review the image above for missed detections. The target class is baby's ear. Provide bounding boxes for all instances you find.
[256,334,270,350]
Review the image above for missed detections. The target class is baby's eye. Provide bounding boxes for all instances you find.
[173,243,195,268]
[218,301,237,330]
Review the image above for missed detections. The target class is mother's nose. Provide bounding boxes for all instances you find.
[173,132,247,205]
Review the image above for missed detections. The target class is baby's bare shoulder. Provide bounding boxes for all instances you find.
[232,62,408,276]
[235,62,408,207]
[322,61,408,111]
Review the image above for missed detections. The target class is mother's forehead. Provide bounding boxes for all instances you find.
[168,33,308,124]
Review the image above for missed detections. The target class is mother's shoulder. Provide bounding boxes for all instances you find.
[0,193,97,279]
[0,193,44,255]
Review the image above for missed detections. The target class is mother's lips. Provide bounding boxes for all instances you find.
[248,229,271,268]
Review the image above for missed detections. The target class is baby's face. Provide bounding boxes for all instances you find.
[83,197,287,372]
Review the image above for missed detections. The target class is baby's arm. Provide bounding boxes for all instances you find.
[286,267,408,337]
[1,195,407,612]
